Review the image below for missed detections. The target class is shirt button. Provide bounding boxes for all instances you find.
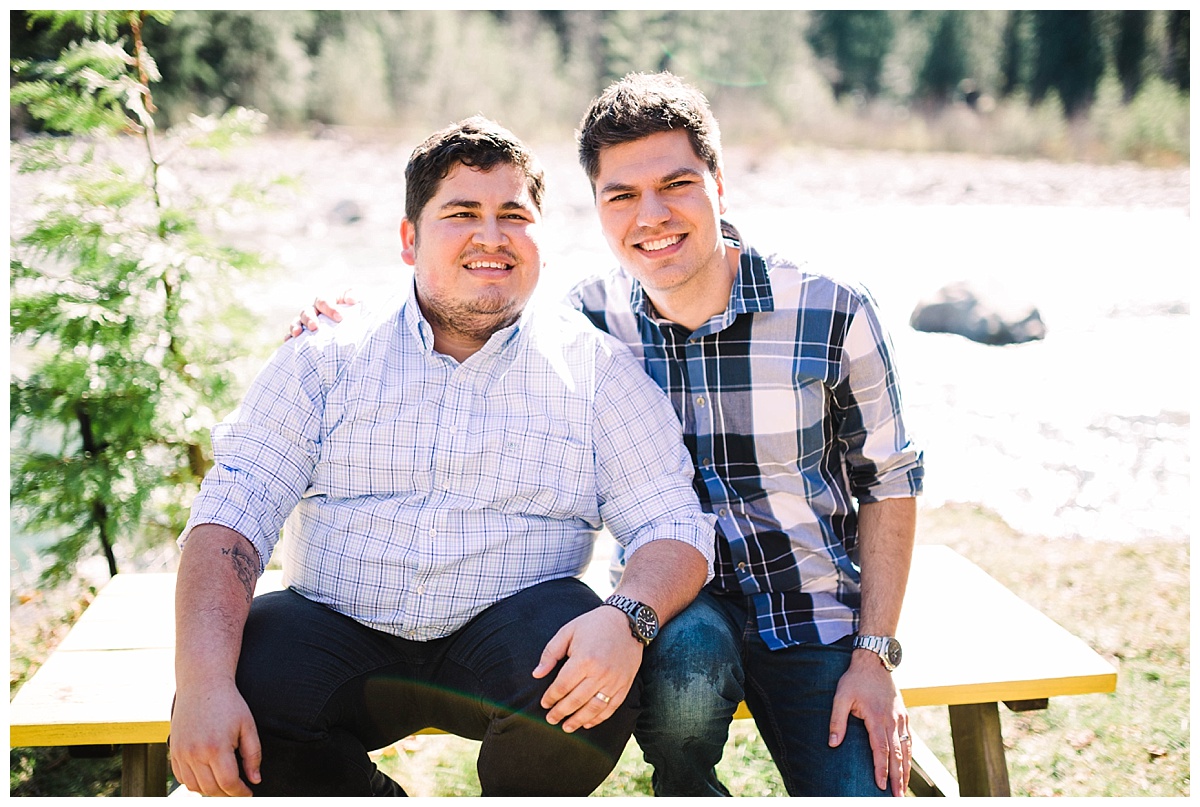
[417,585,425,595]
[737,562,747,571]
[701,457,711,468]
[429,529,437,537]
[718,508,728,517]
[696,396,706,407]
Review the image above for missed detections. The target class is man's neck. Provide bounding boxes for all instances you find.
[644,245,741,332]
[431,330,486,363]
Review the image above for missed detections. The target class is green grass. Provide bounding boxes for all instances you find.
[9,503,1189,796]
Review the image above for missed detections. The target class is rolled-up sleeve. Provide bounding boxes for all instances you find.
[590,335,716,580]
[178,340,326,572]
[836,289,924,503]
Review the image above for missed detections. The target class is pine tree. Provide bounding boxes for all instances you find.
[10,10,274,583]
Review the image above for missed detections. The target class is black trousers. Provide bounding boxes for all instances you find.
[235,578,639,796]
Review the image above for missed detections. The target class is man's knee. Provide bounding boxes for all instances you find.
[476,690,638,795]
[642,596,743,715]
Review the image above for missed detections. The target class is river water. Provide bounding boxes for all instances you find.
[9,137,1191,585]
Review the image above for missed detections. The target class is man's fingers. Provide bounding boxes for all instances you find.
[827,694,850,747]
[871,730,892,792]
[895,725,912,796]
[213,758,253,797]
[549,679,623,733]
[314,295,345,320]
[533,627,570,681]
[239,721,263,786]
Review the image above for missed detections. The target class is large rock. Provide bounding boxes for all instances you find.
[910,281,1046,345]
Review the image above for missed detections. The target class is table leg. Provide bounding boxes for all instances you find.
[948,702,1011,796]
[121,743,168,797]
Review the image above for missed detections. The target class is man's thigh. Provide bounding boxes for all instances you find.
[438,576,635,723]
[237,588,444,750]
[744,638,888,797]
[442,577,639,795]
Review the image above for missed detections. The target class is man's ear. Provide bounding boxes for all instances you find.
[714,167,728,216]
[400,218,417,266]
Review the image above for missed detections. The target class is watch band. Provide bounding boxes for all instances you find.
[852,634,903,671]
[603,594,659,646]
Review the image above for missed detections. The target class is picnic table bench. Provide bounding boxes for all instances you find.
[10,545,1117,797]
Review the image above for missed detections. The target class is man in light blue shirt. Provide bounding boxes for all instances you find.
[168,117,714,797]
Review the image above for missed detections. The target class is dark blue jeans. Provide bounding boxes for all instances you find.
[234,578,639,796]
[636,589,889,797]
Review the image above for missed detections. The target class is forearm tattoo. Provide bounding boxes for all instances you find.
[220,543,258,604]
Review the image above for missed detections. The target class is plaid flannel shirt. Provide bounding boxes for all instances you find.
[569,222,923,649]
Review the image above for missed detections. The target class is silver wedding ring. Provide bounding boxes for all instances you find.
[898,733,910,742]
[594,692,612,704]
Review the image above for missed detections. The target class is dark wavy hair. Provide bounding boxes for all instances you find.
[405,116,545,230]
[576,72,722,190]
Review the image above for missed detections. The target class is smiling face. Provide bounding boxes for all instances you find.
[401,161,543,359]
[593,129,736,325]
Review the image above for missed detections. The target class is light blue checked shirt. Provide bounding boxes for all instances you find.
[571,222,923,649]
[181,282,715,640]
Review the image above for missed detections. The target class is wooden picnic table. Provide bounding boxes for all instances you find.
[9,545,1116,796]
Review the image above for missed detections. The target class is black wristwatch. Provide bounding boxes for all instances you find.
[603,594,659,646]
[852,634,903,671]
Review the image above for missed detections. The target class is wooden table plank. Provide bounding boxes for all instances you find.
[14,553,1120,744]
[11,549,1118,798]
[893,545,1117,708]
[10,572,285,748]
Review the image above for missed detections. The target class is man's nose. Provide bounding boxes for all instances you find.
[472,215,507,249]
[636,191,670,228]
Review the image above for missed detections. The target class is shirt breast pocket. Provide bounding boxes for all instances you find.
[482,403,592,514]
[318,402,434,496]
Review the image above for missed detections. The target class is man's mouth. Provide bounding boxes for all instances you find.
[464,259,513,272]
[636,234,684,253]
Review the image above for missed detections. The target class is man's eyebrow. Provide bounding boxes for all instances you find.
[439,199,482,210]
[599,167,705,196]
[438,199,534,211]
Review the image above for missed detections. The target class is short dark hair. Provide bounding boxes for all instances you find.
[405,116,545,228]
[576,72,722,189]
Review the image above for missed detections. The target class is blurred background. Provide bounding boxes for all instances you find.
[8,9,1191,797]
[12,9,1191,159]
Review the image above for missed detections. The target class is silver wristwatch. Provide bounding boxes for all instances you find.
[603,594,659,646]
[852,634,903,671]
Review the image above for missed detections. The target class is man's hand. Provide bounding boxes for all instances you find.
[828,651,912,796]
[532,605,643,733]
[169,678,262,796]
[284,289,358,341]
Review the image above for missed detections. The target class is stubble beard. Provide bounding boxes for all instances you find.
[420,286,525,345]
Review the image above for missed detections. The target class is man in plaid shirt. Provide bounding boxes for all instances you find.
[568,72,924,797]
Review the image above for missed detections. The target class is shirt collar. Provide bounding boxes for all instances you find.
[628,220,775,331]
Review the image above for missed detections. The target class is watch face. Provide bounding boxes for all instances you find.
[635,606,659,642]
[885,640,903,667]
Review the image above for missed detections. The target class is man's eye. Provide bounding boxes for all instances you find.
[607,193,633,203]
